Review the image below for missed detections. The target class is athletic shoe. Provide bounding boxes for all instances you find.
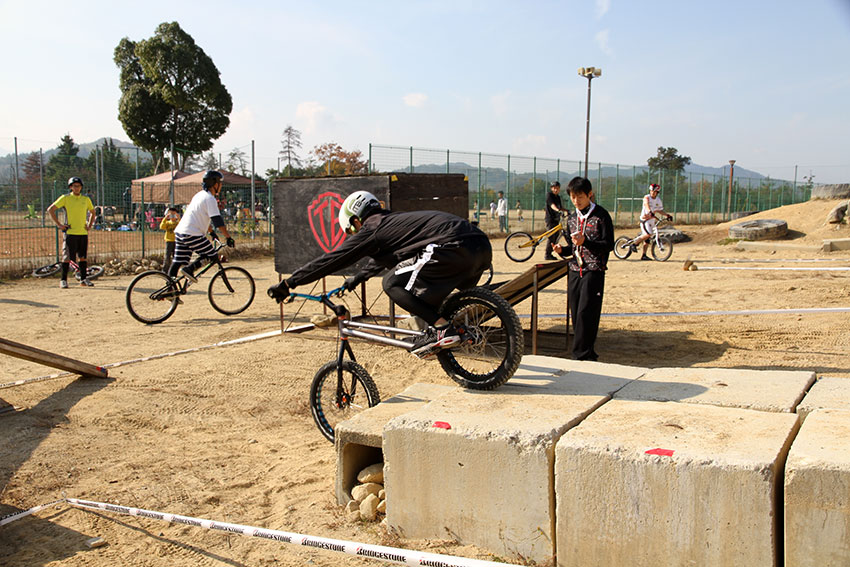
[629,243,638,253]
[640,255,651,261]
[180,267,198,283]
[80,279,94,287]
[59,279,68,289]
[410,325,463,359]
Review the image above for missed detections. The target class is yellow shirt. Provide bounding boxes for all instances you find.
[159,217,179,242]
[52,193,94,235]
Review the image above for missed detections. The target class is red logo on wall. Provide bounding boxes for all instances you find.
[308,191,346,253]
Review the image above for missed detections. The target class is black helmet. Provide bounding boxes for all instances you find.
[68,176,84,187]
[202,170,224,189]
[550,180,561,188]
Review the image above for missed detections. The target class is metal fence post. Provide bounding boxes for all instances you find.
[409,146,413,173]
[631,166,636,224]
[141,181,146,258]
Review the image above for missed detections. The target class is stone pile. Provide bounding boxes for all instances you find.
[344,463,386,522]
[103,257,162,276]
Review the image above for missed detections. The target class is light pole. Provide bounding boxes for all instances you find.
[728,159,736,220]
[578,66,602,179]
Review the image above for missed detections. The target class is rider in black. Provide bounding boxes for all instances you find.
[267,191,492,358]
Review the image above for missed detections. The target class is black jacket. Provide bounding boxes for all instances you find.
[560,204,615,272]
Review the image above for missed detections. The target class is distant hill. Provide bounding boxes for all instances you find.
[0,137,151,181]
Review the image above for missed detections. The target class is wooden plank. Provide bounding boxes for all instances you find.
[0,338,108,378]
[494,260,569,307]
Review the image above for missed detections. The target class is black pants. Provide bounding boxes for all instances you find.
[544,217,561,258]
[568,269,605,361]
[382,236,492,326]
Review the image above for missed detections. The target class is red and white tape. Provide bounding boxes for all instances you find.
[3,496,521,567]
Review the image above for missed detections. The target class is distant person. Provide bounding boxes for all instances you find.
[632,183,673,260]
[515,200,524,221]
[47,177,96,288]
[122,187,132,222]
[489,200,497,220]
[497,191,508,232]
[552,177,614,361]
[168,170,235,282]
[544,181,568,261]
[159,206,181,273]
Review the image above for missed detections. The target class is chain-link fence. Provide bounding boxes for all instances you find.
[368,144,815,234]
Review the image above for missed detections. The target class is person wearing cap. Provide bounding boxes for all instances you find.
[168,170,235,283]
[47,177,96,288]
[159,206,182,273]
[267,191,492,359]
[632,183,673,260]
[544,181,568,260]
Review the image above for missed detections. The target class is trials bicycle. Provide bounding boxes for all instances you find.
[125,240,255,324]
[613,218,674,262]
[283,284,524,442]
[33,259,104,280]
[504,212,567,262]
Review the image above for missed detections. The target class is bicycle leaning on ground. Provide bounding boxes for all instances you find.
[125,239,255,324]
[503,212,567,262]
[33,258,104,281]
[613,218,674,262]
[281,284,524,442]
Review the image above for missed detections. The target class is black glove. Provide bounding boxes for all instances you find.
[226,236,235,248]
[267,281,290,303]
[210,231,219,241]
[666,214,673,221]
[342,273,366,292]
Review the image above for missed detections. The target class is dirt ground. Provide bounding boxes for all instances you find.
[2,198,850,567]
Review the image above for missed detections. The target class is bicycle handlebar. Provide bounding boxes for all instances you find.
[285,286,346,303]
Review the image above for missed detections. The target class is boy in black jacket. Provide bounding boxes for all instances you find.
[553,177,614,361]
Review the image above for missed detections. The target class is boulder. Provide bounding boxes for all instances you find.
[357,463,384,484]
[360,493,379,521]
[351,482,382,502]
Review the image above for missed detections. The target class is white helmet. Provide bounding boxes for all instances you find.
[338,191,381,234]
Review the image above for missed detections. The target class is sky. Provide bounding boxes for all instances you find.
[1,0,849,183]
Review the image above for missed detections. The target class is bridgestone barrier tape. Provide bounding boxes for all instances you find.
[0,499,65,527]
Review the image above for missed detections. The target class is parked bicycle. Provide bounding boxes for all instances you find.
[125,240,255,324]
[503,212,566,263]
[613,219,674,262]
[33,259,104,280]
[283,284,524,442]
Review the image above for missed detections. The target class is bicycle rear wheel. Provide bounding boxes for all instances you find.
[33,263,61,277]
[436,287,523,390]
[86,265,105,280]
[504,232,537,262]
[651,236,673,262]
[208,266,255,315]
[126,271,180,324]
[310,360,380,442]
[613,236,633,259]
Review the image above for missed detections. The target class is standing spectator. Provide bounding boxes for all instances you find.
[489,200,497,220]
[47,177,96,288]
[122,187,132,222]
[515,199,524,221]
[552,177,615,361]
[544,181,568,260]
[159,206,181,273]
[496,191,508,232]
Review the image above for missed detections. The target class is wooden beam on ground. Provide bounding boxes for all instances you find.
[0,338,108,379]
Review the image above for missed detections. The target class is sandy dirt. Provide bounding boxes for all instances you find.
[2,198,850,567]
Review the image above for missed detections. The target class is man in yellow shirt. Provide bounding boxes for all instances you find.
[159,206,181,273]
[47,177,95,288]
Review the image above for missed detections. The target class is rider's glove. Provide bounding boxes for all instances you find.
[342,272,367,293]
[267,281,290,303]
[666,214,673,221]
[226,236,236,248]
[210,231,219,241]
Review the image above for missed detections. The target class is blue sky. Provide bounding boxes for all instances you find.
[1,0,849,182]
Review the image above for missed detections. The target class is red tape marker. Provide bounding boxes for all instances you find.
[432,421,451,430]
[645,448,674,457]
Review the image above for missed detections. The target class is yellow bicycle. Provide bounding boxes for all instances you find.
[504,213,566,262]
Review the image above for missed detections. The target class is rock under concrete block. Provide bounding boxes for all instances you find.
[383,367,632,564]
[555,399,799,567]
[335,383,454,505]
[785,408,850,566]
[614,367,815,413]
[796,377,850,420]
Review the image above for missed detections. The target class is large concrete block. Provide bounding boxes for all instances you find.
[797,377,850,420]
[785,409,850,566]
[555,400,799,567]
[519,354,649,382]
[334,383,454,505]
[383,366,636,564]
[614,367,815,412]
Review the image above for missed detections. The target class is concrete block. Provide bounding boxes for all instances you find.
[383,366,634,564]
[614,366,815,413]
[555,400,799,567]
[797,377,850,420]
[334,383,454,505]
[785,409,850,566]
[518,355,649,382]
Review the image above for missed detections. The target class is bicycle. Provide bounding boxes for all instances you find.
[33,259,104,280]
[283,284,524,442]
[613,218,674,262]
[504,212,567,262]
[124,240,255,324]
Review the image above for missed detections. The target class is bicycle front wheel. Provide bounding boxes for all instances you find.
[126,271,179,324]
[310,360,380,442]
[652,236,674,262]
[208,266,255,315]
[504,231,537,262]
[86,265,105,280]
[613,236,633,259]
[437,287,524,390]
[33,263,61,277]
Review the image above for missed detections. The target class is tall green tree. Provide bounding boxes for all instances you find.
[84,138,138,183]
[647,146,692,172]
[114,22,232,173]
[45,134,88,184]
